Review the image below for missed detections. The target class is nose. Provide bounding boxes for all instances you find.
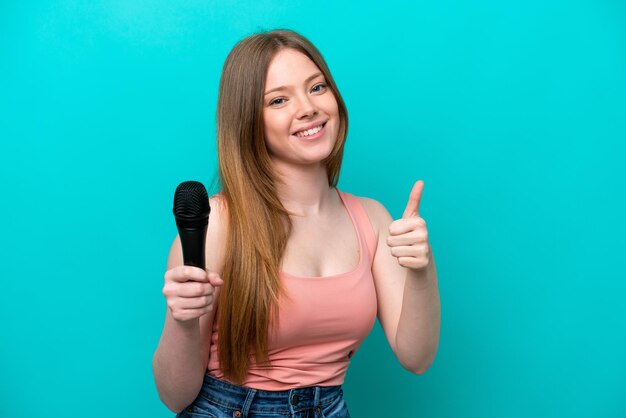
[295,95,318,119]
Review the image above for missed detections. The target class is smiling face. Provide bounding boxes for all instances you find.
[262,48,340,170]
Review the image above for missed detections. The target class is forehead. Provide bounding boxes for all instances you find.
[265,48,321,88]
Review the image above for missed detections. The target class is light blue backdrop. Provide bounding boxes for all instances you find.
[1,1,625,417]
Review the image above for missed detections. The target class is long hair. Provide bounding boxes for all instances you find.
[215,29,348,383]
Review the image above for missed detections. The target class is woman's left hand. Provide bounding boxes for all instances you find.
[386,180,431,270]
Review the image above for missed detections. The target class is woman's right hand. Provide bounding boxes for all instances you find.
[162,266,224,323]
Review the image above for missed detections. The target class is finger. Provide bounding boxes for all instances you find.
[387,230,428,247]
[389,217,426,236]
[389,245,422,258]
[398,256,430,270]
[181,282,216,298]
[207,271,224,287]
[162,281,213,299]
[166,266,209,283]
[402,180,424,219]
[392,244,430,258]
[174,306,213,321]
[178,294,214,309]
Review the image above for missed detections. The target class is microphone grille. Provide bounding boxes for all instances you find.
[173,181,210,219]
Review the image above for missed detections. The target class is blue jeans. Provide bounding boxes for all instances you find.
[175,373,350,418]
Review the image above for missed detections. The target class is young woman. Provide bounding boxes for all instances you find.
[152,29,440,418]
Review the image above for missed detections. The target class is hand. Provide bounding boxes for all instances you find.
[387,180,431,270]
[162,266,224,322]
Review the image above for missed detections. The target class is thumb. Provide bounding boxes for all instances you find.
[207,271,224,287]
[402,180,424,219]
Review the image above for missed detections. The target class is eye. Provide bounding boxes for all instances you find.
[269,97,286,106]
[311,83,327,93]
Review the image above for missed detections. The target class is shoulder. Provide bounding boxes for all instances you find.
[208,193,230,232]
[355,195,389,217]
[209,192,228,214]
[206,193,229,272]
[346,194,394,238]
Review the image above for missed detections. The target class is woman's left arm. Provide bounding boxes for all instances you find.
[363,180,440,374]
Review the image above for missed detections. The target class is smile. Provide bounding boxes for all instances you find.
[293,122,327,138]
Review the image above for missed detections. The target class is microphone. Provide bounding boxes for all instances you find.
[173,181,210,270]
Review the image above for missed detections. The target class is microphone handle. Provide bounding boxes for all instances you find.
[177,226,207,270]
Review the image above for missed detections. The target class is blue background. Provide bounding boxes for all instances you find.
[1,1,625,417]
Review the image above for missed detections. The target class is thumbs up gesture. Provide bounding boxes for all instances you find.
[387,180,431,270]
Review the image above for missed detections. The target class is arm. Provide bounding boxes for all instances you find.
[152,196,228,412]
[360,185,440,374]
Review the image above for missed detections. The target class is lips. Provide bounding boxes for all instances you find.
[291,121,327,137]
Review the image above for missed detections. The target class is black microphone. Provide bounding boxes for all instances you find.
[173,181,210,270]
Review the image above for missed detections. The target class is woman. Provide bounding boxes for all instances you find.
[152,29,440,418]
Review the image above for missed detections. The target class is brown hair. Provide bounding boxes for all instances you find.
[215,29,348,383]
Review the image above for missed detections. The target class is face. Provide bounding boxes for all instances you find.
[262,48,340,169]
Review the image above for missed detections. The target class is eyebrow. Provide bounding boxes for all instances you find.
[264,72,324,96]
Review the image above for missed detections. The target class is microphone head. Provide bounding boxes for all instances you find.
[173,181,210,226]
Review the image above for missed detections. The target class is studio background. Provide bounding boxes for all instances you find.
[1,1,625,417]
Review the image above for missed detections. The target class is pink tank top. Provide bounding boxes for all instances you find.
[207,189,378,390]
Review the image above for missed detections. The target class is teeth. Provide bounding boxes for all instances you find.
[295,124,323,137]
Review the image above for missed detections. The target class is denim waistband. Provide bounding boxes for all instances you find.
[198,373,343,414]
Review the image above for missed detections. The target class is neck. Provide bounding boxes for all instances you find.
[273,162,335,216]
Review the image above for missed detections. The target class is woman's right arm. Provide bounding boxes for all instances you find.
[152,196,228,413]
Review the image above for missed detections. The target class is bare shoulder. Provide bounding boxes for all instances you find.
[354,195,393,238]
[206,193,229,274]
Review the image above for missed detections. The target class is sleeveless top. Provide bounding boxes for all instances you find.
[207,189,378,390]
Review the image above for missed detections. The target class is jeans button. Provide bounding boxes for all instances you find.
[234,411,242,417]
[291,394,300,405]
